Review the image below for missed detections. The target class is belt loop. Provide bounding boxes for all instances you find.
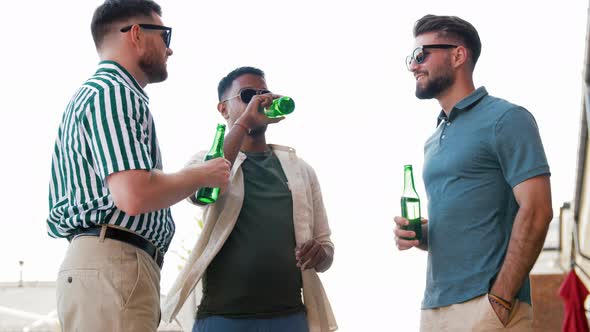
[99,225,108,242]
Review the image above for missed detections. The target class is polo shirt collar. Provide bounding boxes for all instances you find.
[95,60,149,103]
[437,86,488,125]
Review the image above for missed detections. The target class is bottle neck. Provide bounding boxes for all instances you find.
[208,126,226,157]
[403,167,418,197]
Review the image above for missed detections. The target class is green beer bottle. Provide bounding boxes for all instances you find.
[264,96,295,118]
[195,123,226,205]
[401,164,422,241]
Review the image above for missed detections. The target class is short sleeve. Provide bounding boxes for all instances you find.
[493,107,550,188]
[81,87,153,181]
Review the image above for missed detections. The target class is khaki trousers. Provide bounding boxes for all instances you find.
[56,234,161,332]
[420,294,533,332]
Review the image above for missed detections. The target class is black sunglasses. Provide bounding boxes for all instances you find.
[223,88,271,104]
[120,24,172,48]
[405,44,458,70]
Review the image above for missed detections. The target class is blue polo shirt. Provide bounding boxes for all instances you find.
[422,87,550,309]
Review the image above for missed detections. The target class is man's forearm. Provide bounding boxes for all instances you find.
[223,123,248,166]
[490,206,551,299]
[109,167,211,215]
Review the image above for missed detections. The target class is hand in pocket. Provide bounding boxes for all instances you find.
[488,294,513,327]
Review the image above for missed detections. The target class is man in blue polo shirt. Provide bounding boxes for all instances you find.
[394,15,553,331]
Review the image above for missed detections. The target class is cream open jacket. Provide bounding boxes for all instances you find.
[162,144,337,332]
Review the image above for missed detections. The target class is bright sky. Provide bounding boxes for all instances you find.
[0,1,587,331]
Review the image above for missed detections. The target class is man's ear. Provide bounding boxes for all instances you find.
[125,24,146,52]
[453,45,468,68]
[217,102,229,120]
[127,24,143,47]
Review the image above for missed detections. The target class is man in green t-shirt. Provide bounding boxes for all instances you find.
[162,67,337,332]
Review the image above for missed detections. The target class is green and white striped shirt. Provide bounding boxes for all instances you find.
[47,61,175,254]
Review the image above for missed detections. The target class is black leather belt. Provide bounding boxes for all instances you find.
[68,226,164,269]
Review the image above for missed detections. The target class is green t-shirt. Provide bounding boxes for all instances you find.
[197,149,304,319]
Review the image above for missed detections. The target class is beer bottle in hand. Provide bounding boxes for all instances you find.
[195,123,226,204]
[401,164,422,241]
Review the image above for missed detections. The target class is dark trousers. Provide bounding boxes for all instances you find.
[193,311,309,332]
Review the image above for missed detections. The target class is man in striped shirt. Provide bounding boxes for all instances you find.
[47,1,230,331]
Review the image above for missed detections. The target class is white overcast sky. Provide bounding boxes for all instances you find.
[0,1,587,331]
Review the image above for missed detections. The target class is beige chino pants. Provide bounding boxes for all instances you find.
[420,294,533,332]
[56,234,161,332]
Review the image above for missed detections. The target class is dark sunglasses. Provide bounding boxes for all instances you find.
[223,88,271,104]
[120,24,172,48]
[405,44,458,70]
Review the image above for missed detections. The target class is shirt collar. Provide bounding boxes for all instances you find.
[95,61,149,103]
[437,86,488,126]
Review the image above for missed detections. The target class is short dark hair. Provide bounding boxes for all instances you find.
[217,67,265,101]
[91,0,162,49]
[413,14,482,67]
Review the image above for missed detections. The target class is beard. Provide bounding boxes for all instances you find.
[139,50,168,84]
[415,66,454,100]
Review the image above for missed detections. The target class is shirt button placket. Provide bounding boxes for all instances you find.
[442,121,452,142]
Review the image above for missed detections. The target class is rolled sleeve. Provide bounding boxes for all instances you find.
[306,162,334,251]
